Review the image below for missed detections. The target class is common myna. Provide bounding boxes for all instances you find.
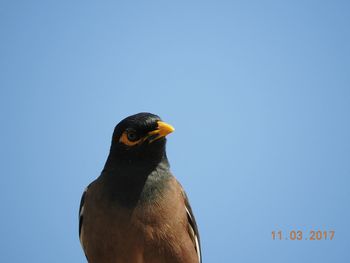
[79,113,201,263]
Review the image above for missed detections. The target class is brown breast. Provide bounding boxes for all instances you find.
[81,177,198,263]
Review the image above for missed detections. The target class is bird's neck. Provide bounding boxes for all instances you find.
[101,154,170,207]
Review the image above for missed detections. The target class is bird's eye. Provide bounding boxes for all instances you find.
[127,130,139,142]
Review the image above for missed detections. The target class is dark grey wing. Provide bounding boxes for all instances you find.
[182,190,202,263]
[79,185,90,261]
[79,187,87,240]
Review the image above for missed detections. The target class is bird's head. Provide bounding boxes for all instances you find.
[107,112,175,167]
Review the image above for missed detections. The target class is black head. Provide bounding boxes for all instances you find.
[106,113,174,168]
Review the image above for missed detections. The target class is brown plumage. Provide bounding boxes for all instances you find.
[79,113,201,263]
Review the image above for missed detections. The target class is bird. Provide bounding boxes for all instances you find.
[79,112,201,263]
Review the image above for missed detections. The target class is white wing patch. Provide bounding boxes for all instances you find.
[185,206,201,263]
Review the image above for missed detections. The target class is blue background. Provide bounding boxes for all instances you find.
[1,1,349,262]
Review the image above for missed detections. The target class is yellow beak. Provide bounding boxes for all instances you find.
[148,121,175,142]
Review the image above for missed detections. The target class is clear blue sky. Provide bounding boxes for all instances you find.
[1,1,349,262]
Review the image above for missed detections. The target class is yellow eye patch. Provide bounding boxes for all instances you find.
[119,132,143,146]
[118,121,174,147]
